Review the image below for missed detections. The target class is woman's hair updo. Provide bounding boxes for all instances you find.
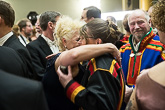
[80,18,121,44]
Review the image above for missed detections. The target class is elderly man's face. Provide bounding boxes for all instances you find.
[128,11,150,43]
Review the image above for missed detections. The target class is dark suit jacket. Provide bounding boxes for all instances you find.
[26,36,53,81]
[0,69,49,110]
[0,46,28,77]
[3,34,36,79]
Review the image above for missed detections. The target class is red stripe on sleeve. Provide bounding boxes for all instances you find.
[66,82,81,99]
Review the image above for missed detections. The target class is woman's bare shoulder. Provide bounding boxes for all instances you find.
[148,61,165,86]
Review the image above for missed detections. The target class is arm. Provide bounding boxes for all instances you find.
[55,43,120,76]
[57,61,122,110]
[45,52,60,59]
[58,43,121,66]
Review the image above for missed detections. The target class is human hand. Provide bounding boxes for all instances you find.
[57,65,73,88]
[46,53,58,59]
[109,44,121,66]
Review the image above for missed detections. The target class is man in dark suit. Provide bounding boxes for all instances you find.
[26,11,60,81]
[0,46,28,77]
[0,69,49,110]
[17,19,33,46]
[0,1,36,79]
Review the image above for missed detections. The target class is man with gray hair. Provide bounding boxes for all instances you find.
[119,9,165,103]
[27,11,60,81]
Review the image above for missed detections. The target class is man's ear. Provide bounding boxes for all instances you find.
[88,17,95,23]
[90,17,95,21]
[96,38,102,44]
[48,21,54,29]
[0,16,1,24]
[0,16,4,25]
[22,27,26,31]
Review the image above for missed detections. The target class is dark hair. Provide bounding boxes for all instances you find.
[84,6,101,19]
[80,18,120,44]
[122,14,130,33]
[0,1,15,27]
[17,19,31,31]
[39,11,61,31]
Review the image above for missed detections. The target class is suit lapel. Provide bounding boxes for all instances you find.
[37,36,53,55]
[3,34,17,46]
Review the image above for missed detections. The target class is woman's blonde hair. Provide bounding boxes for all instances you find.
[54,16,85,51]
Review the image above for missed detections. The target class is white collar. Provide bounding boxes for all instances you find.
[19,34,26,39]
[132,37,140,52]
[41,34,55,46]
[18,35,29,46]
[41,34,59,53]
[0,31,13,46]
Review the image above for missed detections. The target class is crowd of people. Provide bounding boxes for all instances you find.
[0,0,165,110]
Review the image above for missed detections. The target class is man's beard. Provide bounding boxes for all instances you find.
[25,32,31,37]
[133,32,145,43]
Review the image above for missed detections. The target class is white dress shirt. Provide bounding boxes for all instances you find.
[132,38,140,52]
[41,34,59,54]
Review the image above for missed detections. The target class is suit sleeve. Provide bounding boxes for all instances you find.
[65,70,121,110]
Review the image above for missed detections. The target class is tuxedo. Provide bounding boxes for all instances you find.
[0,69,49,110]
[0,46,28,77]
[26,35,53,80]
[3,34,36,79]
